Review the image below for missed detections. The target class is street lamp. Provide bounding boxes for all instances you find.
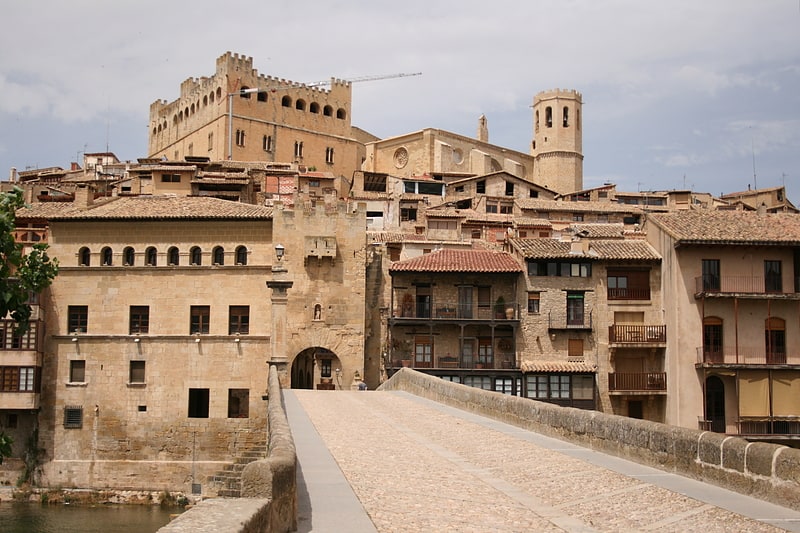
[274,243,285,262]
[227,88,260,160]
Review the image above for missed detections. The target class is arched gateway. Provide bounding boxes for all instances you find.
[291,347,342,389]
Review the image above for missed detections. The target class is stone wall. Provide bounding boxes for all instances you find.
[379,368,800,511]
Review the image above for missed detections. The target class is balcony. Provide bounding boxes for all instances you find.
[608,324,666,345]
[548,310,592,331]
[0,319,42,352]
[0,391,39,409]
[607,288,651,301]
[607,372,667,394]
[694,276,800,298]
[696,346,798,366]
[392,353,517,370]
[391,300,521,323]
[738,418,800,437]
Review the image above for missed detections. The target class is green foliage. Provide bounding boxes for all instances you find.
[0,188,58,333]
[0,432,12,464]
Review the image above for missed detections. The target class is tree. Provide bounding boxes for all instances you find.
[0,432,11,464]
[0,188,59,333]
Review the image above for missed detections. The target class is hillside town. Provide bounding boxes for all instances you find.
[1,51,798,497]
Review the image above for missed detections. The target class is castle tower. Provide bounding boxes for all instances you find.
[531,89,583,194]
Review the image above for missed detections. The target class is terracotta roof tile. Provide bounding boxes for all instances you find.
[38,196,273,221]
[648,211,800,245]
[520,360,598,373]
[389,249,522,273]
[517,198,643,213]
[569,223,626,238]
[511,238,660,261]
[367,232,429,243]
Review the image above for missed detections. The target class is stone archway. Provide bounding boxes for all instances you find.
[290,347,342,390]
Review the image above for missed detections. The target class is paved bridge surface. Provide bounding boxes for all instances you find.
[284,389,800,533]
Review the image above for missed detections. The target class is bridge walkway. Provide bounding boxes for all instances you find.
[284,389,800,533]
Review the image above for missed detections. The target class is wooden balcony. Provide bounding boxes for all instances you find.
[390,300,521,323]
[696,347,798,366]
[694,276,800,298]
[392,354,516,370]
[738,418,800,437]
[608,324,666,345]
[607,372,666,394]
[0,319,42,351]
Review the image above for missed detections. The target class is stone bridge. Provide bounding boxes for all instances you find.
[162,369,800,532]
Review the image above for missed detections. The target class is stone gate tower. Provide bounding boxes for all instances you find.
[531,89,583,194]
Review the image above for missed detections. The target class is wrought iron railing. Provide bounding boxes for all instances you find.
[696,346,795,365]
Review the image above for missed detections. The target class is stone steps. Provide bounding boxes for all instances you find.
[207,434,267,497]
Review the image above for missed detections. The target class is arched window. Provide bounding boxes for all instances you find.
[216,87,222,101]
[323,105,333,117]
[281,95,292,107]
[263,135,273,152]
[78,247,90,266]
[295,99,306,111]
[235,246,248,266]
[101,247,113,266]
[702,317,723,363]
[257,91,267,102]
[545,106,553,128]
[765,317,786,364]
[535,110,539,133]
[336,108,346,120]
[240,86,252,99]
[562,106,569,127]
[203,95,208,106]
[190,246,202,266]
[123,247,135,266]
[168,246,179,266]
[309,102,320,114]
[145,247,157,266]
[212,246,225,265]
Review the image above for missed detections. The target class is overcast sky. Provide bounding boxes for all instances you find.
[2,1,798,202]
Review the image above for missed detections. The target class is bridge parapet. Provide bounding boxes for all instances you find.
[379,368,800,512]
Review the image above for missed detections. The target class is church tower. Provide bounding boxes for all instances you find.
[531,89,583,194]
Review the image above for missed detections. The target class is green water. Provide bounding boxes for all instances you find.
[0,501,179,533]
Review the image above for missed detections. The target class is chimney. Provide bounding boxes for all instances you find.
[477,115,488,143]
[74,184,94,208]
[9,167,17,183]
[757,202,767,216]
[71,162,80,171]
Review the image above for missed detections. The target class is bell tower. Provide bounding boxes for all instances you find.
[531,89,583,194]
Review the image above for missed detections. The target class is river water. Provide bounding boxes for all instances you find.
[0,501,179,532]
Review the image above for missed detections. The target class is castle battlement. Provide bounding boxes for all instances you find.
[533,88,583,104]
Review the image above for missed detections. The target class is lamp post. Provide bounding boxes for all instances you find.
[227,88,259,161]
[266,243,293,387]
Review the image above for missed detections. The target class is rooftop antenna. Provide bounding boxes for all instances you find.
[750,127,758,190]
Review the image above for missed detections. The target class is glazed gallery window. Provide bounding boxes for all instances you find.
[228,306,250,335]
[528,261,591,277]
[190,306,210,335]
[69,360,86,383]
[130,306,150,334]
[0,367,35,392]
[188,388,209,418]
[68,306,88,333]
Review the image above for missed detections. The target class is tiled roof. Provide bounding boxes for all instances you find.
[425,208,465,219]
[367,232,429,243]
[569,223,626,238]
[514,217,552,228]
[352,191,392,201]
[648,211,800,245]
[389,249,522,273]
[16,202,78,220]
[520,360,597,373]
[517,198,643,213]
[37,196,274,221]
[510,238,660,260]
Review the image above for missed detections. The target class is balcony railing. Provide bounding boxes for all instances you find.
[695,275,800,296]
[548,310,593,330]
[607,372,667,392]
[392,300,520,320]
[738,418,800,436]
[607,288,651,301]
[608,324,666,344]
[394,354,517,370]
[696,346,796,365]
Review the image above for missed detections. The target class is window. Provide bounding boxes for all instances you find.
[325,147,335,164]
[765,317,786,364]
[568,338,583,358]
[400,208,417,222]
[168,246,180,266]
[188,388,210,418]
[229,306,250,335]
[607,270,650,300]
[212,246,224,265]
[476,180,486,194]
[257,91,267,102]
[572,375,594,400]
[190,306,210,335]
[478,287,491,312]
[190,246,202,266]
[505,181,514,196]
[145,247,157,266]
[527,292,540,314]
[63,406,83,428]
[161,173,181,183]
[529,190,539,198]
[69,360,86,383]
[19,367,34,392]
[495,377,516,395]
[562,106,569,127]
[235,130,245,147]
[528,261,591,277]
[701,259,720,291]
[499,202,513,214]
[463,376,491,390]
[282,95,292,107]
[703,317,723,362]
[320,359,332,378]
[101,247,113,266]
[526,375,549,399]
[294,141,304,158]
[78,247,90,266]
[478,338,493,366]
[123,247,135,266]
[129,306,149,334]
[572,214,584,222]
[0,367,34,392]
[486,202,498,214]
[228,389,249,418]
[549,375,570,398]
[208,132,214,151]
[263,135,273,152]
[566,292,584,326]
[414,337,432,367]
[545,106,553,128]
[765,260,782,292]
[68,306,88,333]
[235,246,248,265]
[129,361,145,384]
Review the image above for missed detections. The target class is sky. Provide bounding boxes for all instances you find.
[1,1,799,202]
